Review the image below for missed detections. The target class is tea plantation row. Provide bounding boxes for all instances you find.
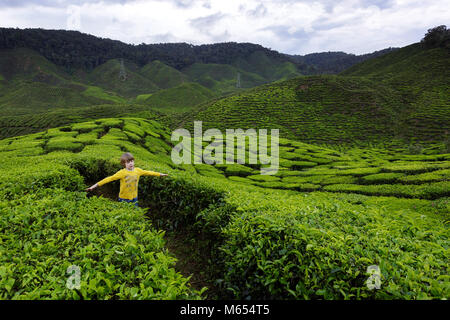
[0,117,448,299]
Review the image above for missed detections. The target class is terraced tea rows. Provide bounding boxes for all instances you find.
[1,118,448,299]
[177,76,410,147]
[189,138,450,200]
[0,104,164,140]
[174,43,450,150]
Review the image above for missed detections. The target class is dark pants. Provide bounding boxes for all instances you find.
[118,197,138,207]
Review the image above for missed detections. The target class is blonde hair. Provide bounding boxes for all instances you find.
[120,152,134,167]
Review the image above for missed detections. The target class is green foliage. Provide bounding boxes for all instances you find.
[144,135,170,154]
[0,30,307,132]
[137,82,217,114]
[175,75,412,147]
[323,181,449,199]
[46,138,83,153]
[0,28,300,73]
[75,129,102,144]
[0,160,85,200]
[0,49,126,115]
[221,164,257,177]
[342,42,450,145]
[83,59,159,98]
[279,159,317,169]
[0,118,210,299]
[320,175,359,185]
[0,99,448,301]
[421,25,450,49]
[0,189,202,299]
[398,169,450,184]
[194,164,225,179]
[289,48,396,75]
[95,118,124,128]
[227,176,252,184]
[140,60,188,89]
[100,128,129,141]
[0,104,159,140]
[181,60,289,94]
[82,86,126,103]
[381,162,450,174]
[247,174,281,182]
[220,189,449,299]
[360,172,405,184]
[72,121,101,133]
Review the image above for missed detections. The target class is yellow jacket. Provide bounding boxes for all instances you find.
[97,167,161,200]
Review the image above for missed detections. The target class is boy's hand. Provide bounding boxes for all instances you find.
[86,183,98,192]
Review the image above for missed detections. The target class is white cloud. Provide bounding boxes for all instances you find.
[0,5,66,29]
[0,0,448,54]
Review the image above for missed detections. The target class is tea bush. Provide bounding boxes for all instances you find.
[398,169,450,184]
[72,121,100,133]
[46,137,84,153]
[361,172,406,184]
[0,189,203,299]
[1,117,448,301]
[219,189,449,299]
[323,182,450,199]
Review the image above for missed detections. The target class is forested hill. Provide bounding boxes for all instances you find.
[0,27,397,75]
[287,48,398,74]
[0,27,304,72]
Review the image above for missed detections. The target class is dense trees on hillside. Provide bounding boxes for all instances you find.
[2,26,436,76]
[0,27,397,75]
[421,25,450,49]
[287,48,397,74]
[0,28,290,71]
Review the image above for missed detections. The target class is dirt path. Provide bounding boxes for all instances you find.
[163,229,220,299]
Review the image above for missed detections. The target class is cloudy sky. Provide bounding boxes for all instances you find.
[0,0,448,55]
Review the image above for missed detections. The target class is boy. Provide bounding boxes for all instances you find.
[86,152,168,207]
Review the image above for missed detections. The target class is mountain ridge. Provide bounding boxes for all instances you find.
[0,28,297,71]
[0,27,395,75]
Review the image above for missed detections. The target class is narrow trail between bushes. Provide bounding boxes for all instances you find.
[86,184,221,299]
[162,228,220,298]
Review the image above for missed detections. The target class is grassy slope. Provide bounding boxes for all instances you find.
[0,104,164,139]
[0,48,127,115]
[0,48,305,139]
[0,118,448,299]
[175,44,449,148]
[232,50,301,81]
[175,75,407,147]
[140,60,188,89]
[342,43,450,142]
[181,62,261,94]
[81,59,160,98]
[181,51,302,95]
[0,47,70,82]
[135,82,217,114]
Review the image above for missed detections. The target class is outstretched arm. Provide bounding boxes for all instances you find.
[85,170,124,192]
[137,168,168,177]
[86,183,98,191]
